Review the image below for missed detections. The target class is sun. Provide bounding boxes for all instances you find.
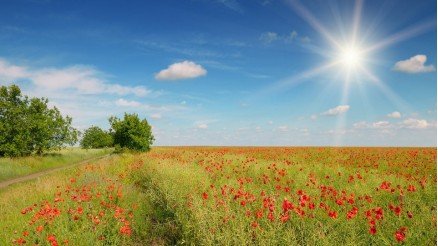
[338,45,363,70]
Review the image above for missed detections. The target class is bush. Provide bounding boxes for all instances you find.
[109,113,154,152]
[80,126,113,149]
[0,84,78,157]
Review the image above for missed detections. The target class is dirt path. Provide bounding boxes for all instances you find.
[0,154,111,189]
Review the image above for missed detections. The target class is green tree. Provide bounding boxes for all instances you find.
[80,126,113,149]
[0,84,78,157]
[109,113,154,152]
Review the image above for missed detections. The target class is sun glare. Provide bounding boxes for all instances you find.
[339,45,362,69]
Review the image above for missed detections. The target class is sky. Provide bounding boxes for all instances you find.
[0,0,436,146]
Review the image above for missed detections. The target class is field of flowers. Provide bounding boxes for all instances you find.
[0,147,436,245]
[137,147,436,245]
[1,154,151,245]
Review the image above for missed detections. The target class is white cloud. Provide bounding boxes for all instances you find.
[401,118,430,129]
[115,98,142,107]
[321,105,350,116]
[372,121,391,129]
[105,84,151,97]
[268,120,273,125]
[260,30,308,44]
[354,121,391,130]
[0,59,29,81]
[0,58,151,97]
[197,123,208,129]
[150,113,162,119]
[387,111,402,118]
[310,114,318,120]
[353,121,368,129]
[259,32,279,44]
[155,61,207,81]
[285,31,298,42]
[32,66,106,94]
[354,118,432,130]
[393,54,435,73]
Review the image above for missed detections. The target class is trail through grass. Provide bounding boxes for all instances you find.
[0,148,112,182]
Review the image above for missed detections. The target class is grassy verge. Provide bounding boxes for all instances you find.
[0,148,113,182]
[0,153,150,245]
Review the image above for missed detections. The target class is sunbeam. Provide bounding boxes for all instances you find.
[249,0,434,146]
[358,65,413,113]
[364,20,436,53]
[352,0,364,43]
[251,61,341,100]
[287,0,343,49]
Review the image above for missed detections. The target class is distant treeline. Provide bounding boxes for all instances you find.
[0,84,154,157]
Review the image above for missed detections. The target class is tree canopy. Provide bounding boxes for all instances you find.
[109,113,154,152]
[80,126,113,149]
[0,84,78,156]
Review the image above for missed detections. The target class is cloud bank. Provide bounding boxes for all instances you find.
[0,58,150,97]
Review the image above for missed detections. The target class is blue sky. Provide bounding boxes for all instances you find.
[0,0,436,146]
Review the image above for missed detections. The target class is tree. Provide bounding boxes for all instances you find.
[109,113,154,152]
[80,126,113,149]
[0,84,78,157]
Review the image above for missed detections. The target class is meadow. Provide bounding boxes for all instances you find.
[0,147,436,245]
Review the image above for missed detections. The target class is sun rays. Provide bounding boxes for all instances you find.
[254,0,435,145]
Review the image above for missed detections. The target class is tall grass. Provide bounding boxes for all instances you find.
[0,147,435,245]
[135,147,436,245]
[0,153,149,245]
[0,148,112,182]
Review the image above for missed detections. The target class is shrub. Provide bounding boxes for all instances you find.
[109,113,154,152]
[80,126,113,149]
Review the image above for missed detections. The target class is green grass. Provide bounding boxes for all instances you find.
[0,153,149,245]
[0,147,435,245]
[133,147,436,245]
[0,148,112,182]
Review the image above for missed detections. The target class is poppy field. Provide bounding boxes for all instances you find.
[0,147,436,245]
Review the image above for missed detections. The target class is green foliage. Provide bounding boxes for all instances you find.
[0,84,78,157]
[109,113,154,152]
[80,126,113,149]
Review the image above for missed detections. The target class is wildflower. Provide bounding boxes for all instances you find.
[36,225,44,233]
[407,185,416,192]
[282,198,294,213]
[255,210,263,219]
[14,238,26,245]
[328,210,338,219]
[280,213,289,222]
[202,192,208,200]
[267,212,274,221]
[120,224,132,236]
[394,227,407,242]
